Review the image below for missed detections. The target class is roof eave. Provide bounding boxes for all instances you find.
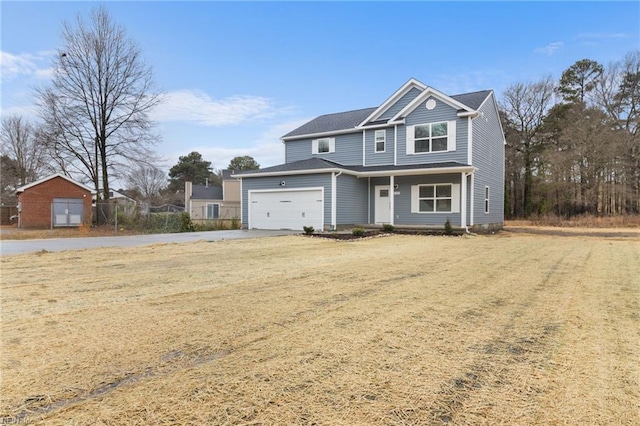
[357,165,477,178]
[281,127,361,141]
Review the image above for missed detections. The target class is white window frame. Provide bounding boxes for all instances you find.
[206,203,220,219]
[406,120,456,155]
[374,129,386,153]
[312,137,335,154]
[484,186,490,214]
[411,183,460,213]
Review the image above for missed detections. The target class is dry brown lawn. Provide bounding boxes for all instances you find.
[1,231,639,425]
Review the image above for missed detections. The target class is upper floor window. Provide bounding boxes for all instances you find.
[406,120,456,155]
[375,130,386,153]
[312,137,335,154]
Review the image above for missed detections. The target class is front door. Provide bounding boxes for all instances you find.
[374,185,390,224]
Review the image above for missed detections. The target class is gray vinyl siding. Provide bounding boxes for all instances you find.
[364,127,394,166]
[368,174,464,227]
[241,173,333,228]
[379,87,423,121]
[396,98,469,166]
[285,132,363,165]
[471,93,504,226]
[336,174,368,225]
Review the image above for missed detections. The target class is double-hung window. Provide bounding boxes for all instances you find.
[411,183,460,213]
[206,203,220,219]
[375,130,386,153]
[406,120,456,154]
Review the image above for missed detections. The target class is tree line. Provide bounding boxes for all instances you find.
[501,53,639,218]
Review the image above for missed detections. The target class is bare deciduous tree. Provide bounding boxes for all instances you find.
[500,77,555,215]
[37,6,162,222]
[0,115,50,189]
[124,164,166,204]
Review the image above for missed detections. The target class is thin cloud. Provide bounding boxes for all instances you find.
[574,32,628,40]
[534,42,564,56]
[152,90,288,126]
[0,50,55,81]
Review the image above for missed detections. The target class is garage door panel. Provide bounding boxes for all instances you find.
[249,189,323,230]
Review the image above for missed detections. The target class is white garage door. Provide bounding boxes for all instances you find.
[249,189,323,230]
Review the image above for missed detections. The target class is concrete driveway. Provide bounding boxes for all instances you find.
[0,229,299,256]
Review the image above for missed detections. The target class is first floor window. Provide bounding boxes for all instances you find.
[206,203,220,219]
[484,186,490,214]
[375,130,386,152]
[411,183,460,213]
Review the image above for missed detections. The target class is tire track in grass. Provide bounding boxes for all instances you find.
[401,242,582,424]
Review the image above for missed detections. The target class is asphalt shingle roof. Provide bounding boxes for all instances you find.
[236,158,470,177]
[192,185,222,199]
[282,88,493,140]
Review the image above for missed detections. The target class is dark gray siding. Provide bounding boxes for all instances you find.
[364,127,394,166]
[471,93,504,226]
[336,174,368,225]
[368,174,464,227]
[241,173,333,228]
[379,87,423,121]
[285,132,363,165]
[396,98,469,166]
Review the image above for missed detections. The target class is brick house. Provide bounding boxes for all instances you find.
[16,173,95,228]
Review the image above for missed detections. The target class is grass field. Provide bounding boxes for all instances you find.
[1,231,639,425]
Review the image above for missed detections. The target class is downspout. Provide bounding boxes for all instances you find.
[331,171,342,230]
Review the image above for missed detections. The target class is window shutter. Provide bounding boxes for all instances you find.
[411,185,419,213]
[451,184,460,213]
[312,139,318,154]
[406,126,415,155]
[329,138,336,153]
[447,120,457,151]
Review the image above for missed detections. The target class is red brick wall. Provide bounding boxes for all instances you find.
[17,177,92,228]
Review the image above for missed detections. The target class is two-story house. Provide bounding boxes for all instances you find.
[234,78,505,232]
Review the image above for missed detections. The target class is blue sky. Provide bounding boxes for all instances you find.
[1,1,638,175]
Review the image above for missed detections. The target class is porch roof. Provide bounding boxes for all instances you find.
[233,158,475,178]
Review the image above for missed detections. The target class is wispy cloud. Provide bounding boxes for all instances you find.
[0,50,55,82]
[534,42,564,56]
[574,32,628,40]
[163,118,311,171]
[152,90,291,126]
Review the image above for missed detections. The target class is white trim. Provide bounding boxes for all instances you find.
[357,78,427,126]
[247,187,324,230]
[233,168,346,178]
[407,121,456,155]
[374,129,386,153]
[331,172,337,229]
[461,173,467,228]
[16,173,96,194]
[389,176,395,225]
[390,88,474,122]
[360,166,476,178]
[470,174,475,226]
[357,120,405,130]
[393,125,398,166]
[467,117,473,165]
[362,129,366,166]
[281,128,360,142]
[240,178,244,226]
[367,177,371,224]
[410,183,460,214]
[313,137,335,154]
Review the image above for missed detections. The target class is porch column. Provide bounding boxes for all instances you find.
[331,172,337,230]
[389,175,395,226]
[460,172,467,229]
